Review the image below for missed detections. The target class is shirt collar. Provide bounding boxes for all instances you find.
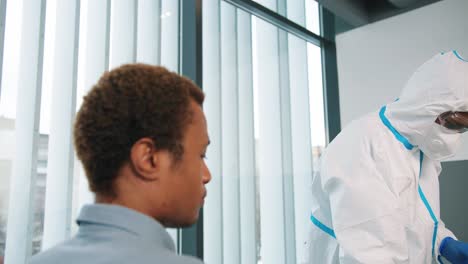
[77,204,176,252]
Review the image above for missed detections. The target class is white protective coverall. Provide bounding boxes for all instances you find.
[305,51,468,264]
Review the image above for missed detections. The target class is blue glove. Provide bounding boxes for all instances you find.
[439,237,468,264]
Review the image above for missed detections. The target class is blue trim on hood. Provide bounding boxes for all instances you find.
[379,106,414,150]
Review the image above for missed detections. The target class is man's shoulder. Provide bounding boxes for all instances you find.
[29,244,67,264]
[29,238,204,264]
[162,253,204,264]
[29,238,90,264]
[132,244,204,264]
[30,251,204,264]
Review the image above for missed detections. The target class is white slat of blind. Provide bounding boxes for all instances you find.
[42,0,80,250]
[160,0,179,72]
[254,16,287,264]
[202,0,223,263]
[220,3,241,264]
[237,9,257,264]
[108,0,137,68]
[0,0,7,98]
[286,1,315,261]
[288,34,314,264]
[277,19,297,264]
[136,0,161,65]
[75,0,111,216]
[4,0,46,263]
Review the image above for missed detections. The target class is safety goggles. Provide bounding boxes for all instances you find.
[436,111,468,133]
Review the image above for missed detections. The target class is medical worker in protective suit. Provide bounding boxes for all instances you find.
[305,51,468,264]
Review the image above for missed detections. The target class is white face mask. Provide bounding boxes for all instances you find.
[417,122,463,161]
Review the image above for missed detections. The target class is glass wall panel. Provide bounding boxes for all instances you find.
[307,43,326,166]
[203,1,326,263]
[251,0,320,35]
[0,0,23,261]
[0,0,180,262]
[0,0,326,262]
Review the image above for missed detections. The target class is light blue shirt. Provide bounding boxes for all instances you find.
[30,204,204,264]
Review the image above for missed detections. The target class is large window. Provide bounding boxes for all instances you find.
[203,0,326,263]
[0,0,179,262]
[252,0,320,35]
[0,0,333,263]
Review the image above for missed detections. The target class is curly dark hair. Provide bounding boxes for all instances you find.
[74,64,204,197]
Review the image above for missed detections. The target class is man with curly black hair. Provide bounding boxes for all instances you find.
[31,64,211,264]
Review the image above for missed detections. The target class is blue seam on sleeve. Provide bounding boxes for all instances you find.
[379,106,414,150]
[310,214,336,239]
[417,187,437,220]
[418,151,439,257]
[418,185,439,256]
[432,224,439,258]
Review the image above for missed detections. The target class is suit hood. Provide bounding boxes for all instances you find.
[385,51,468,160]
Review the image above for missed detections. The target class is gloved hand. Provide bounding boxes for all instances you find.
[439,237,468,264]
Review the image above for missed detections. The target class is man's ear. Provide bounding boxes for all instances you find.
[130,137,159,181]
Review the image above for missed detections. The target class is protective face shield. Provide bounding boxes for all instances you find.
[436,111,468,133]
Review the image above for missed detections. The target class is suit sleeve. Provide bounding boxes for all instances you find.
[436,220,456,262]
[321,147,410,264]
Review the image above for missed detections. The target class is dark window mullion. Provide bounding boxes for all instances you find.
[179,0,204,260]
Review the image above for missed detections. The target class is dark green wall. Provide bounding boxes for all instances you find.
[440,160,468,241]
[334,15,355,35]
